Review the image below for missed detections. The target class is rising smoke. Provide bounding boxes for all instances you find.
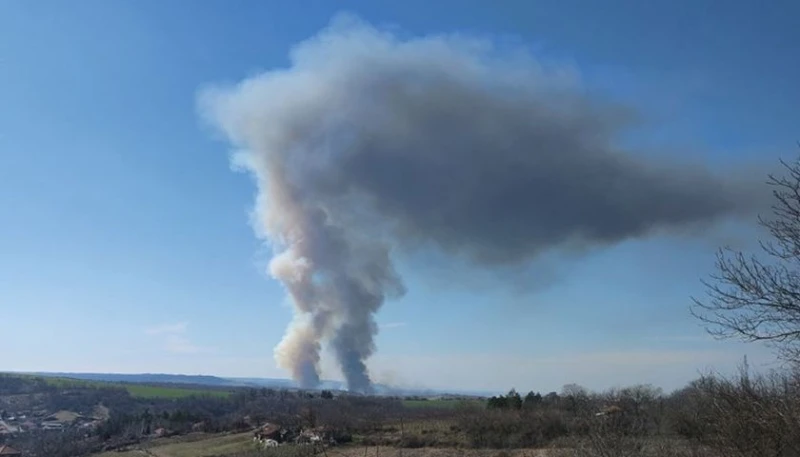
[200,14,765,392]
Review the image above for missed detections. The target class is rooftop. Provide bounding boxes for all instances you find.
[0,445,21,456]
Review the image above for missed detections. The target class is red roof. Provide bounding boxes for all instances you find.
[0,445,21,456]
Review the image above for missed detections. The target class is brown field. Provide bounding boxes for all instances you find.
[358,419,466,447]
[89,412,715,457]
[92,432,563,457]
[314,448,558,457]
[92,433,256,457]
[52,410,81,423]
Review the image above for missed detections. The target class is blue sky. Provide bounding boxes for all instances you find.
[1,0,797,393]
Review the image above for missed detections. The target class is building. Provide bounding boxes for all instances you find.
[41,421,63,431]
[0,445,22,457]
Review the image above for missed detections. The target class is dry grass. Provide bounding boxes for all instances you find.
[326,448,562,457]
[359,419,467,447]
[91,433,568,457]
[52,410,81,423]
[93,450,150,457]
[148,433,255,457]
[90,433,256,457]
[89,432,717,457]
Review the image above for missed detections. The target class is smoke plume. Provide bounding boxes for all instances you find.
[200,14,764,392]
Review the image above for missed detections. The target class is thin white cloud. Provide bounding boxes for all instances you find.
[164,335,205,354]
[145,322,188,335]
[144,322,213,355]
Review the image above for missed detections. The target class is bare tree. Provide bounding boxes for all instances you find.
[693,155,800,363]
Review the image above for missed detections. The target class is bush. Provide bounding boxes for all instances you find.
[669,364,800,457]
[455,407,571,448]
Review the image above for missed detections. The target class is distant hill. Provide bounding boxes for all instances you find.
[223,376,297,389]
[25,372,494,397]
[30,372,246,387]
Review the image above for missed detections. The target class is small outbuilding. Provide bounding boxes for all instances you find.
[0,445,22,457]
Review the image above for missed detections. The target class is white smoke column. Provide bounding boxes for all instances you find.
[200,14,765,392]
[227,120,404,392]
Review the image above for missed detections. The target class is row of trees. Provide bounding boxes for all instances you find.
[486,388,545,409]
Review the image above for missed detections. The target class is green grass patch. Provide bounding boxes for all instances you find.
[38,375,230,398]
[41,377,106,389]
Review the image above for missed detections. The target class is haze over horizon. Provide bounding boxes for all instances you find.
[2,0,798,394]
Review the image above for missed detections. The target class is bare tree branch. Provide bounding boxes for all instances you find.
[692,153,800,364]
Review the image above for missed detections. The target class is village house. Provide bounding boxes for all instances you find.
[0,445,22,457]
[41,421,63,431]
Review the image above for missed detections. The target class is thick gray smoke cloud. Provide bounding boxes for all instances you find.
[200,14,764,392]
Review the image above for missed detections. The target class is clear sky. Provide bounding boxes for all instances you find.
[1,0,797,394]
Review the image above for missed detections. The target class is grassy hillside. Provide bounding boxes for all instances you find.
[38,375,231,398]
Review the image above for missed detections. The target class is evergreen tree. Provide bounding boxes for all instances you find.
[507,388,523,410]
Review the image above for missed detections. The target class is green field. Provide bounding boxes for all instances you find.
[39,376,230,398]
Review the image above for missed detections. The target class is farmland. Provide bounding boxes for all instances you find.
[92,433,257,457]
[39,375,231,398]
[91,432,560,457]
